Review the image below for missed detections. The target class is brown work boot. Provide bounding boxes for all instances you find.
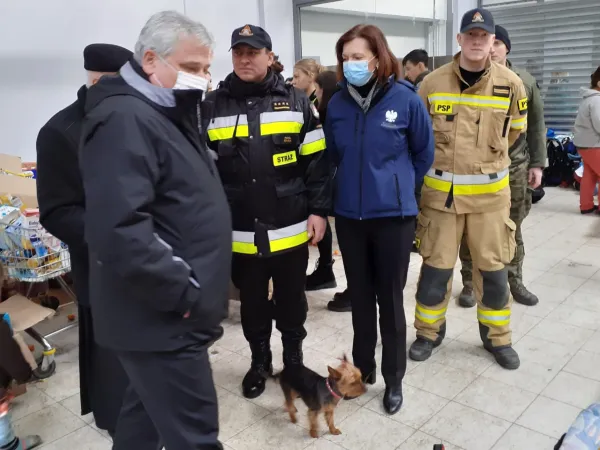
[510,282,539,306]
[458,286,475,308]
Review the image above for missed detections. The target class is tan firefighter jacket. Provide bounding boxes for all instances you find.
[418,53,528,214]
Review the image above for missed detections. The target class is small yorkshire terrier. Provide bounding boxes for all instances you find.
[274,354,367,438]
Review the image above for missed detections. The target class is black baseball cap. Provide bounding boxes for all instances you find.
[230,24,272,51]
[460,8,495,34]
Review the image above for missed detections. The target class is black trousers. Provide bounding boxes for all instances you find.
[0,320,31,392]
[232,246,308,344]
[335,215,415,385]
[112,342,222,450]
[317,221,333,264]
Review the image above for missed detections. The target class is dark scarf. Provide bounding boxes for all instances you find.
[227,70,278,99]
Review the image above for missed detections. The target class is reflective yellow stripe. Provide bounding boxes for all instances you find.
[424,176,452,193]
[260,111,304,136]
[232,221,309,254]
[300,128,326,156]
[415,304,447,324]
[424,169,509,196]
[477,308,511,326]
[428,93,510,110]
[207,115,250,141]
[232,241,258,254]
[261,122,303,136]
[511,117,526,130]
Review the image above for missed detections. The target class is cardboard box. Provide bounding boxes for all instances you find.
[0,154,37,208]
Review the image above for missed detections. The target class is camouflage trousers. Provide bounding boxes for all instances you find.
[460,162,532,288]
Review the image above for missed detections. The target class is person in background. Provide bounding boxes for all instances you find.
[0,319,42,449]
[402,49,430,90]
[36,43,131,437]
[458,25,547,307]
[272,54,284,75]
[410,8,528,371]
[80,11,229,449]
[325,24,434,415]
[205,25,331,400]
[574,66,600,214]
[292,58,325,107]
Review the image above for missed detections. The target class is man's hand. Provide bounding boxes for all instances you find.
[528,167,543,189]
[307,215,327,245]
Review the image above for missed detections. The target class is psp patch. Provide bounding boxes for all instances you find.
[518,98,528,114]
[273,101,291,111]
[273,150,297,167]
[434,102,453,115]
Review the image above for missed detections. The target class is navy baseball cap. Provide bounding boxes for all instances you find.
[230,24,272,51]
[460,8,495,34]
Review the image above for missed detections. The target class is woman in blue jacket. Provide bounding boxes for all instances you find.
[325,24,434,415]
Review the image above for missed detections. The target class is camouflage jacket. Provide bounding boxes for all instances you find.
[507,60,547,168]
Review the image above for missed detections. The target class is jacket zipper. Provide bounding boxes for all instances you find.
[393,174,403,216]
[359,114,366,220]
[354,113,363,219]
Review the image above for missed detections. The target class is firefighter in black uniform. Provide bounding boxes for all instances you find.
[205,24,332,399]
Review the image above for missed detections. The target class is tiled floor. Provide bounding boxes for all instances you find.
[11,187,600,450]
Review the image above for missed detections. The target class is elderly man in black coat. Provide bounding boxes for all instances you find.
[35,43,131,437]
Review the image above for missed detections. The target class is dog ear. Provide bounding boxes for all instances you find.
[328,366,342,380]
[342,353,349,364]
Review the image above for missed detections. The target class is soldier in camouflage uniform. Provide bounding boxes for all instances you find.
[458,25,547,307]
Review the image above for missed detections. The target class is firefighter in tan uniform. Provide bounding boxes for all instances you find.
[409,8,528,370]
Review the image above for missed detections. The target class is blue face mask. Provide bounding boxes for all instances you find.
[343,58,375,87]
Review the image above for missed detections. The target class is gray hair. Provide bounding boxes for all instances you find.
[134,11,215,62]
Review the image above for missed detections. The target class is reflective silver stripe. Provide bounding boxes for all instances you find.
[154,233,194,277]
[477,311,511,323]
[426,168,509,185]
[206,115,249,131]
[428,94,510,109]
[232,230,255,243]
[232,220,308,243]
[189,278,200,288]
[267,220,308,241]
[301,128,325,145]
[260,111,304,125]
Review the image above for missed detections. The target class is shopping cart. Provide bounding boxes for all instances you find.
[0,222,75,379]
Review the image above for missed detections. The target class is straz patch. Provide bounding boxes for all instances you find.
[492,85,511,98]
[273,101,291,111]
[434,102,453,115]
[273,151,297,167]
[518,98,528,113]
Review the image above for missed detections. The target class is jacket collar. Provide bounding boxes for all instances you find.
[452,52,492,88]
[76,85,87,115]
[120,61,177,108]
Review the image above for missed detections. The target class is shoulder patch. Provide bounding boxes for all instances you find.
[518,98,528,114]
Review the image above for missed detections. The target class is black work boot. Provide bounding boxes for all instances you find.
[306,259,337,291]
[484,345,520,370]
[282,339,303,367]
[242,341,273,399]
[327,290,352,312]
[458,285,476,308]
[409,324,446,362]
[510,281,539,306]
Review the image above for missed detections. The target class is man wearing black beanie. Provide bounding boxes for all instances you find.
[36,43,132,437]
[458,24,547,308]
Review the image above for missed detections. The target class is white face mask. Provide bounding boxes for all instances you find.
[173,70,209,91]
[158,57,209,92]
